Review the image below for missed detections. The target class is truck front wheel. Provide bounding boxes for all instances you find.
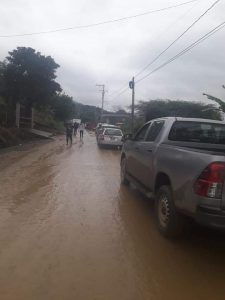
[120,157,129,185]
[155,185,185,238]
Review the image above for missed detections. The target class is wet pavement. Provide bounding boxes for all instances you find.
[0,132,225,300]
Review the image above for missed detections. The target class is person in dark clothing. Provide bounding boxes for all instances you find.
[66,124,73,145]
[74,122,79,136]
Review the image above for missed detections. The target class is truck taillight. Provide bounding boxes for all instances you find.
[194,162,225,198]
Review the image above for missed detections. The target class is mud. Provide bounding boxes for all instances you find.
[0,132,225,300]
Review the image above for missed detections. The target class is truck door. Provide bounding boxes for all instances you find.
[134,121,165,190]
[126,123,151,178]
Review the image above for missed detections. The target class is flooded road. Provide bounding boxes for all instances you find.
[1,132,225,300]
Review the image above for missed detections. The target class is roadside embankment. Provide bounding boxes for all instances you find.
[0,127,42,148]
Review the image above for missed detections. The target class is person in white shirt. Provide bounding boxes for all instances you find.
[79,123,85,140]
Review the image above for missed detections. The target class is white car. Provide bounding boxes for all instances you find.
[96,124,120,137]
[97,127,123,148]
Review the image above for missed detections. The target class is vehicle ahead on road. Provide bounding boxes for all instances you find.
[97,127,123,148]
[121,117,225,238]
[96,123,120,138]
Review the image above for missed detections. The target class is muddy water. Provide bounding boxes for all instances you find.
[0,133,225,300]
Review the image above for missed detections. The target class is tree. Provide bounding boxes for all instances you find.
[0,61,5,96]
[0,61,10,125]
[136,99,221,122]
[75,103,100,123]
[3,47,61,109]
[51,93,76,121]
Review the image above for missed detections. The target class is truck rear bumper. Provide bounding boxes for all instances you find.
[195,206,225,229]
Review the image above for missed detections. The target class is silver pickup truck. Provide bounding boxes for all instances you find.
[121,117,225,237]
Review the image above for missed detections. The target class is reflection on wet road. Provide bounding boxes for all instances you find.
[0,133,225,300]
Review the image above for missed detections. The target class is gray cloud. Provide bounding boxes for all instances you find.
[0,0,224,110]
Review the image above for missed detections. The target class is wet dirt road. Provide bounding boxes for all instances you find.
[1,132,225,300]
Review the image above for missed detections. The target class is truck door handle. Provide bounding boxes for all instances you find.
[147,149,152,152]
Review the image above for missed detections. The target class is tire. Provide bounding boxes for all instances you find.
[120,157,129,185]
[155,185,185,238]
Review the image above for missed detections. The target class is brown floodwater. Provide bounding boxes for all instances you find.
[0,133,225,300]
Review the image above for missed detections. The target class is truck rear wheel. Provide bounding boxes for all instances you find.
[155,185,185,238]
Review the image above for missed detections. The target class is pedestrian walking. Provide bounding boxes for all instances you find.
[79,122,85,140]
[66,124,73,145]
[74,122,79,136]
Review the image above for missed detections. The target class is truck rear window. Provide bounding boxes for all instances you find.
[168,121,225,144]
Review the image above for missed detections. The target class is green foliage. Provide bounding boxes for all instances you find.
[0,96,6,106]
[51,93,76,121]
[0,63,8,125]
[0,61,5,96]
[80,110,96,123]
[0,96,7,125]
[136,99,221,121]
[75,103,101,123]
[0,61,15,125]
[34,108,65,132]
[3,47,61,108]
[0,45,100,126]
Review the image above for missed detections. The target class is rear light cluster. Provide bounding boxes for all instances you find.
[194,162,225,198]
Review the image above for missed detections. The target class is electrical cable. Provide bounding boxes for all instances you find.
[109,83,128,98]
[108,0,201,99]
[111,86,130,100]
[0,0,199,38]
[111,21,225,99]
[135,0,221,78]
[136,21,225,84]
[110,0,221,100]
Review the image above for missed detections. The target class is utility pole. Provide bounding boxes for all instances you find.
[96,84,105,122]
[129,77,135,133]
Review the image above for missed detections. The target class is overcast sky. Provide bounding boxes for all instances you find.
[0,0,224,110]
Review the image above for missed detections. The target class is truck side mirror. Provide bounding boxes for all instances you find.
[123,133,133,142]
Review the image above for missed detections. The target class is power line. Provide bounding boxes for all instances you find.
[111,86,130,101]
[136,21,225,84]
[109,83,128,98]
[135,0,221,78]
[110,0,220,100]
[111,21,225,100]
[0,0,199,38]
[108,0,200,99]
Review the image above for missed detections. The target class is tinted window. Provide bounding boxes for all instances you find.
[146,121,164,141]
[135,123,150,141]
[168,121,225,144]
[104,129,122,136]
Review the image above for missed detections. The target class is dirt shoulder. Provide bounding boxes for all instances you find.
[0,127,41,148]
[0,138,55,171]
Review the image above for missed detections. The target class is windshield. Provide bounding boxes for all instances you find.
[104,129,122,136]
[168,121,225,144]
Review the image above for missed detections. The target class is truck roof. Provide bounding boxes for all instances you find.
[147,117,225,124]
